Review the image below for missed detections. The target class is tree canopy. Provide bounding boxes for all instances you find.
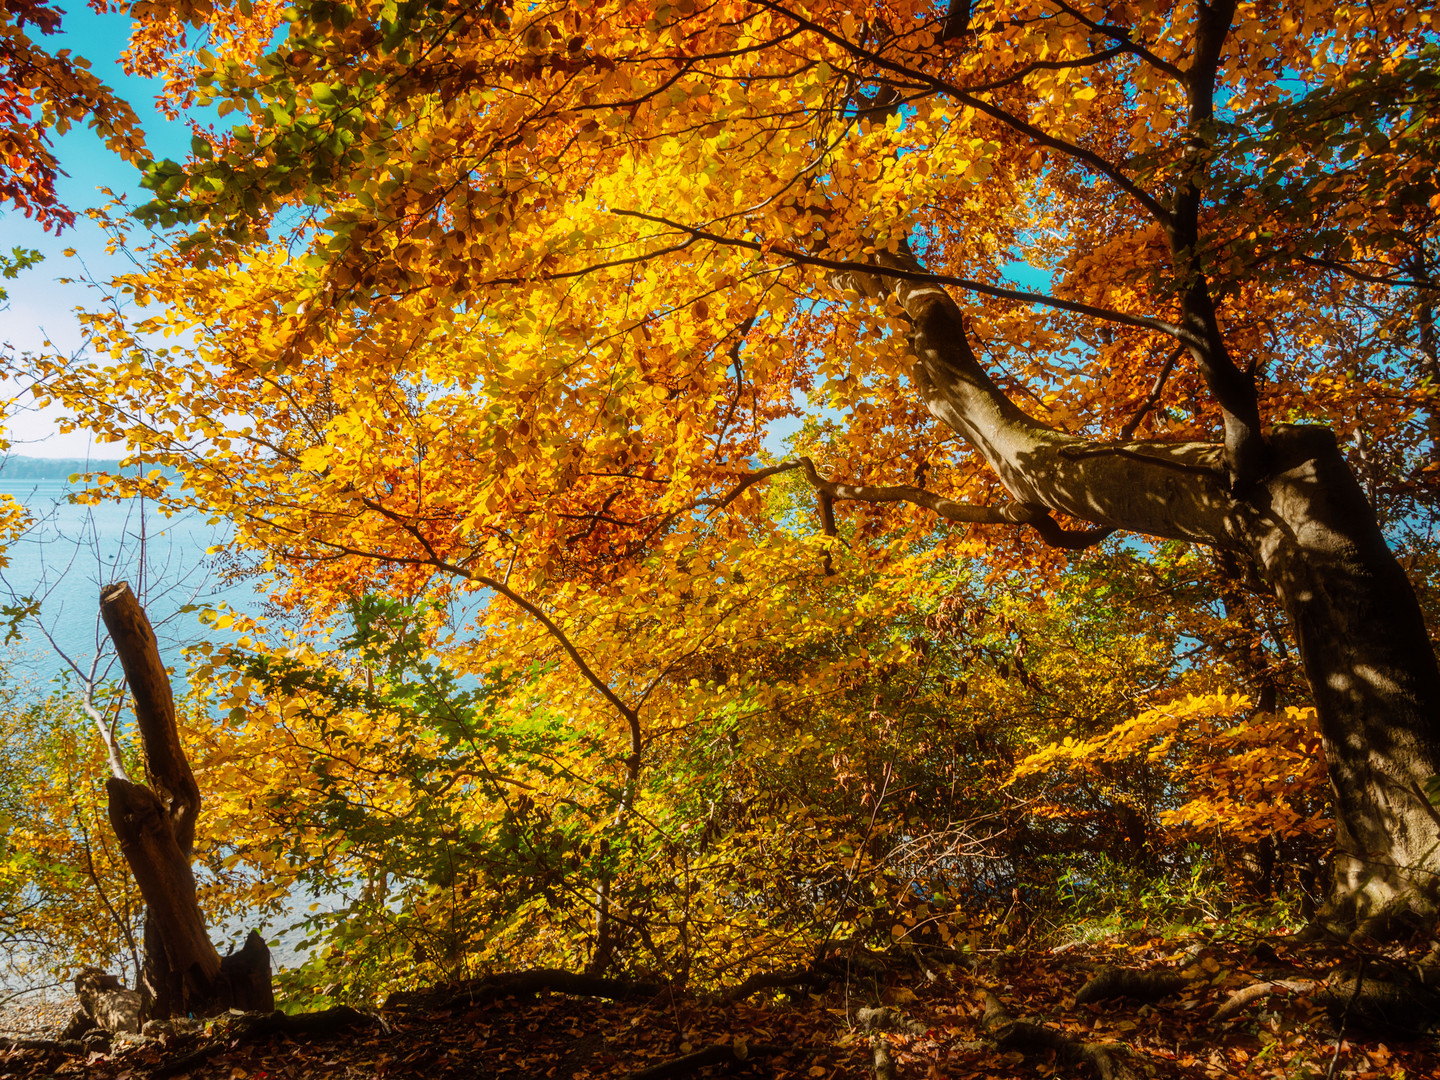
[8,0,1440,1007]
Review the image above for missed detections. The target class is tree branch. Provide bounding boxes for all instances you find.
[613,210,1197,345]
[796,458,1114,550]
[1119,345,1184,439]
[753,0,1172,227]
[1049,0,1186,82]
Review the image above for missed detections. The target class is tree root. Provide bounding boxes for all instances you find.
[1315,973,1440,1036]
[1213,980,1316,1022]
[1211,965,1440,1035]
[719,967,834,1003]
[622,1041,782,1080]
[147,1007,376,1079]
[0,1037,87,1055]
[384,969,666,1011]
[872,1035,897,1080]
[981,991,1138,1080]
[855,1005,929,1036]
[73,969,142,1035]
[1075,964,1195,1005]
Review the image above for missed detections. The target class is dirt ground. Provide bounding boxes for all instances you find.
[2,929,1437,1079]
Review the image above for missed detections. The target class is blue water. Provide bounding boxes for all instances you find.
[0,478,260,692]
[0,478,343,988]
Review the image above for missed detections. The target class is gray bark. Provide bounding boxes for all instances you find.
[865,253,1440,923]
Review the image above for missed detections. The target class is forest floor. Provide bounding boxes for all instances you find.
[1,924,1436,1079]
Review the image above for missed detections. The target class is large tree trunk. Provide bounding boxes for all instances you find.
[872,256,1440,928]
[100,582,274,1018]
[1254,434,1440,926]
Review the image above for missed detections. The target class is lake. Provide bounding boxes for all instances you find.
[0,470,345,992]
[0,474,262,692]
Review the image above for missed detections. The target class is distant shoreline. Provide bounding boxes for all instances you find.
[0,456,177,482]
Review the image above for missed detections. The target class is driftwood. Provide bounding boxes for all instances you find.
[981,990,1138,1080]
[384,969,666,1012]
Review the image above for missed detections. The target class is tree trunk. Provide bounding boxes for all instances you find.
[864,253,1440,927]
[106,777,222,1014]
[1253,433,1440,926]
[100,582,274,1017]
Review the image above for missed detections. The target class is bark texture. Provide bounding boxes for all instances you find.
[100,581,274,1018]
[72,969,141,1035]
[860,253,1440,921]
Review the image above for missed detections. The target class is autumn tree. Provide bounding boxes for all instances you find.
[33,0,1440,939]
[0,0,144,230]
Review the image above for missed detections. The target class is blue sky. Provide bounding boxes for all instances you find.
[1,4,197,457]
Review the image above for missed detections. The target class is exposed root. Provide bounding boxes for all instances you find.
[622,1041,782,1080]
[1315,972,1440,1036]
[73,969,141,1035]
[1308,889,1440,944]
[855,1005,929,1036]
[385,969,667,1012]
[872,1036,897,1080]
[1075,964,1193,1004]
[981,990,1138,1080]
[0,1037,86,1055]
[1213,979,1316,1022]
[719,967,834,1004]
[148,1007,377,1079]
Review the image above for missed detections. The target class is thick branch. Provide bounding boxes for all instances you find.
[799,456,1036,524]
[1296,252,1440,292]
[1050,0,1186,82]
[851,244,1246,550]
[1168,0,1265,489]
[797,457,1115,549]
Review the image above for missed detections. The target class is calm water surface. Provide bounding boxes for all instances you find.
[0,478,260,690]
[0,478,341,990]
